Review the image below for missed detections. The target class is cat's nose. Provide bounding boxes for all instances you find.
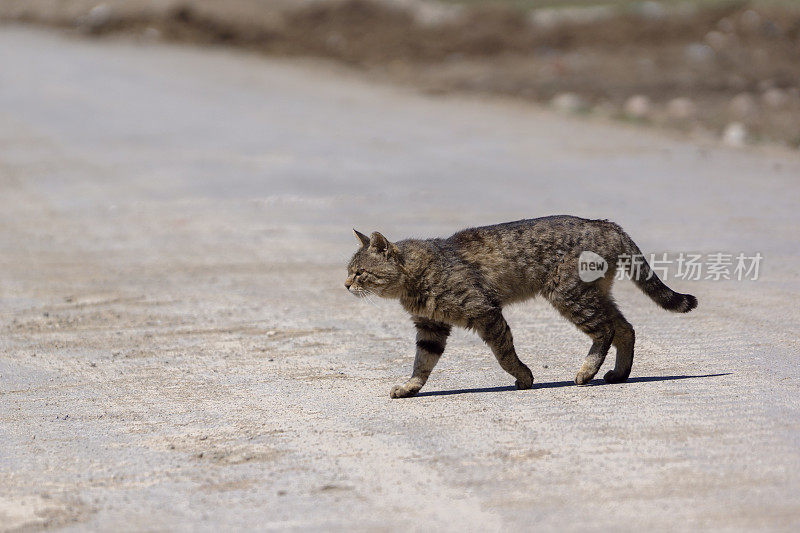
[344,281,351,290]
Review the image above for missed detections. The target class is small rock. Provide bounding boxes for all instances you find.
[729,93,757,118]
[722,122,748,147]
[84,4,112,32]
[530,10,559,29]
[717,17,735,33]
[704,30,728,51]
[684,43,714,64]
[740,10,761,33]
[762,20,781,38]
[667,97,695,120]
[624,95,651,119]
[89,361,97,367]
[141,27,161,43]
[551,93,589,114]
[762,88,787,109]
[636,1,666,21]
[412,2,461,27]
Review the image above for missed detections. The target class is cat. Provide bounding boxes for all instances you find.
[345,216,697,398]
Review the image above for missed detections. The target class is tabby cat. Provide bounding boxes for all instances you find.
[345,216,697,398]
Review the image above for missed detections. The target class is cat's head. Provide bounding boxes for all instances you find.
[345,229,404,298]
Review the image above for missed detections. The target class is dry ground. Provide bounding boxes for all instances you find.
[1,26,800,531]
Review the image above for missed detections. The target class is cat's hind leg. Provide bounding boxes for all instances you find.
[574,322,615,385]
[390,318,451,399]
[546,284,617,385]
[604,315,635,384]
[476,311,533,390]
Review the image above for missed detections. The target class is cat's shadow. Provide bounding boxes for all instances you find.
[414,373,731,397]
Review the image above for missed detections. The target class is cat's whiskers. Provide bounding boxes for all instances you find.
[352,287,378,307]
[363,290,379,308]
[354,288,373,304]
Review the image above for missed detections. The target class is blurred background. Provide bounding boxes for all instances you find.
[3,0,800,147]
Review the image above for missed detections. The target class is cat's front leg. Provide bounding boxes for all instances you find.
[390,318,452,399]
[476,311,533,390]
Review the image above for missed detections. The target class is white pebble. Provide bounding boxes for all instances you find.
[551,93,588,114]
[704,30,728,51]
[624,95,651,119]
[86,4,112,30]
[741,10,762,33]
[717,17,735,33]
[684,43,714,64]
[722,122,748,147]
[762,88,787,109]
[637,1,666,21]
[141,27,162,43]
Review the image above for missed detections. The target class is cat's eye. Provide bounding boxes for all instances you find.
[356,269,365,276]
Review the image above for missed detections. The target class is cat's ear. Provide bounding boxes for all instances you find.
[369,231,389,251]
[353,229,370,248]
[370,231,399,259]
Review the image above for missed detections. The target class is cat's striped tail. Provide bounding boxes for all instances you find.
[620,233,698,313]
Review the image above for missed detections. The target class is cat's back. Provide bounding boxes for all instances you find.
[444,216,622,301]
[448,215,601,250]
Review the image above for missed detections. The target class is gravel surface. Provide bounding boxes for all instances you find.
[1,27,799,532]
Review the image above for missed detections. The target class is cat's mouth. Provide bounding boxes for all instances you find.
[348,286,377,301]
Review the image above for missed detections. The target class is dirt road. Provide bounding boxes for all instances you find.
[1,27,799,531]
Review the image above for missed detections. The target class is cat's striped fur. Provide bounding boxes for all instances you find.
[345,216,697,398]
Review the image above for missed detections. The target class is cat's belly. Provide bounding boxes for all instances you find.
[498,283,541,306]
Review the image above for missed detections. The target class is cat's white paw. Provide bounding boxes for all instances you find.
[390,384,419,399]
[575,370,595,385]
